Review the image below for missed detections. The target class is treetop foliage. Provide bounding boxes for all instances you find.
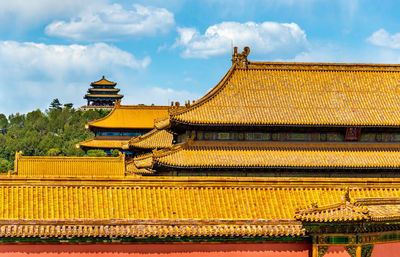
[0,99,110,172]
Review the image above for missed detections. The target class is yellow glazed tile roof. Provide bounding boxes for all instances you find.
[86,104,170,130]
[189,141,400,151]
[91,76,116,85]
[84,94,123,98]
[295,202,369,222]
[77,137,129,149]
[171,61,400,126]
[295,197,400,222]
[89,88,119,92]
[129,128,173,149]
[149,144,400,169]
[14,152,125,177]
[0,178,400,237]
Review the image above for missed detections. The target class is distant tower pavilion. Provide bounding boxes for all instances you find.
[84,76,123,109]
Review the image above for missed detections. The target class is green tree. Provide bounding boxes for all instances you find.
[0,158,9,173]
[0,114,8,134]
[47,148,61,156]
[110,149,120,157]
[0,99,110,171]
[49,98,62,109]
[86,149,107,157]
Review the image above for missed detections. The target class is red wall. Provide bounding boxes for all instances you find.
[0,243,310,257]
[372,242,400,257]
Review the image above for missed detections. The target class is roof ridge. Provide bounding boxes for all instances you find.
[294,201,370,222]
[170,64,236,119]
[91,76,117,85]
[247,61,400,71]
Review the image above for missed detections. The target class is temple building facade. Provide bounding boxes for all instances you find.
[2,47,400,257]
[82,76,123,109]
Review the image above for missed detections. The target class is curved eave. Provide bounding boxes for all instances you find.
[170,64,236,118]
[154,161,400,170]
[84,94,123,99]
[170,118,400,128]
[91,77,117,86]
[85,104,120,131]
[77,138,128,149]
[89,88,120,92]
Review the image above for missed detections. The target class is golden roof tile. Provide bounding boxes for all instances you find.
[171,56,400,126]
[0,179,400,237]
[151,144,400,169]
[88,88,120,92]
[295,202,369,222]
[77,137,129,149]
[14,151,125,177]
[189,141,400,151]
[295,197,400,222]
[128,128,173,150]
[86,104,170,130]
[91,76,116,85]
[84,94,123,98]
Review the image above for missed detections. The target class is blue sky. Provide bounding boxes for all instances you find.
[1,0,400,115]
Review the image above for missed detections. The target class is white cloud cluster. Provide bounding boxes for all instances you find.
[0,41,150,78]
[174,21,308,58]
[367,29,400,49]
[0,41,150,115]
[0,0,103,27]
[45,4,175,41]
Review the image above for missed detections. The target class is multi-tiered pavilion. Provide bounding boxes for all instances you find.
[83,76,123,109]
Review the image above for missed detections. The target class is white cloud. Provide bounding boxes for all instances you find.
[367,29,400,50]
[0,0,104,28]
[0,41,150,115]
[45,4,175,41]
[174,21,308,59]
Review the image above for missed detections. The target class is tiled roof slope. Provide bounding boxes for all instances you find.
[86,104,169,130]
[14,152,125,177]
[296,198,400,222]
[91,76,116,85]
[77,137,129,149]
[128,128,173,149]
[295,202,369,222]
[171,61,400,126]
[0,177,399,238]
[133,142,400,170]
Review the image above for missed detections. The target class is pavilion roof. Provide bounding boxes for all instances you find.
[91,76,116,86]
[85,102,170,130]
[171,49,400,127]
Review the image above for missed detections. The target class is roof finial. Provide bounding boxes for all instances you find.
[231,46,250,68]
[102,75,105,79]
